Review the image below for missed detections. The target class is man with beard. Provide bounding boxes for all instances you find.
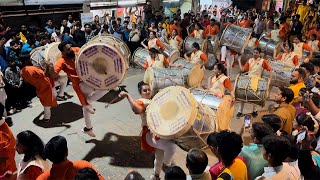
[53,42,110,137]
[289,68,306,106]
[71,23,85,47]
[273,87,296,134]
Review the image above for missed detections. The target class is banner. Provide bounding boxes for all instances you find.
[80,13,93,27]
[200,0,232,11]
[24,0,85,5]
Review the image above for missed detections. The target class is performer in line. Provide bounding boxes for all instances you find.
[307,34,320,53]
[20,54,57,122]
[144,48,182,70]
[274,43,299,67]
[220,46,238,77]
[237,47,272,118]
[184,42,208,67]
[53,42,110,137]
[189,22,204,40]
[207,63,233,98]
[293,36,313,61]
[168,29,183,51]
[141,31,166,51]
[119,81,177,180]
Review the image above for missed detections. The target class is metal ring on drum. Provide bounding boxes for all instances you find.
[146,86,216,151]
[233,74,270,107]
[158,37,180,63]
[258,35,282,57]
[44,42,67,77]
[90,34,131,68]
[172,58,204,87]
[262,61,295,88]
[220,24,253,54]
[76,41,128,90]
[133,47,149,68]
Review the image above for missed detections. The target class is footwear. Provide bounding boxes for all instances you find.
[150,174,160,180]
[56,96,67,101]
[84,105,95,114]
[82,127,96,137]
[252,111,258,118]
[5,117,13,127]
[40,118,50,123]
[64,92,73,99]
[9,108,17,115]
[162,163,169,173]
[236,112,242,118]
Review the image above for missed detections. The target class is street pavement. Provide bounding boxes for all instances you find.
[9,65,278,179]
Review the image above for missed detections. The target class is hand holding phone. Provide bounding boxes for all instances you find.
[244,115,251,128]
[297,130,306,143]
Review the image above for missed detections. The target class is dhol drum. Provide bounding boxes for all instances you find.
[143,58,204,92]
[90,34,131,68]
[191,89,234,131]
[258,35,282,57]
[303,51,320,59]
[30,46,46,70]
[146,86,216,151]
[183,37,204,54]
[205,35,219,55]
[76,41,128,90]
[132,47,149,68]
[262,61,295,88]
[158,37,180,63]
[220,24,252,54]
[234,75,270,107]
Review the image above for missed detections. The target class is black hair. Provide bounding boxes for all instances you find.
[261,114,282,133]
[282,134,299,160]
[75,167,99,180]
[186,148,208,175]
[58,41,68,52]
[149,47,159,54]
[207,132,218,147]
[164,166,186,180]
[123,21,129,25]
[300,62,315,74]
[63,27,71,34]
[215,63,227,76]
[25,33,35,41]
[311,34,317,39]
[254,47,262,53]
[84,23,91,28]
[149,31,156,36]
[124,171,145,180]
[39,34,48,41]
[138,81,148,94]
[279,87,294,104]
[9,40,18,47]
[295,113,315,131]
[252,122,274,143]
[295,68,307,80]
[311,59,320,68]
[17,130,46,162]
[192,42,200,50]
[19,53,31,65]
[117,18,121,22]
[195,22,202,29]
[262,135,291,165]
[44,135,68,164]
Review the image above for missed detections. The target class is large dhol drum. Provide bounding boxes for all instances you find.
[258,35,282,57]
[220,24,252,53]
[234,75,270,106]
[146,86,216,151]
[191,89,234,131]
[159,37,180,63]
[76,41,128,90]
[30,46,46,70]
[204,35,219,55]
[184,37,204,54]
[262,61,295,88]
[90,34,131,67]
[132,47,149,68]
[143,58,204,92]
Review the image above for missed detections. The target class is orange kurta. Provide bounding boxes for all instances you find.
[238,20,253,28]
[279,22,290,40]
[308,29,320,40]
[54,48,87,106]
[36,160,104,180]
[21,66,57,107]
[202,25,220,38]
[0,121,17,177]
[169,24,182,36]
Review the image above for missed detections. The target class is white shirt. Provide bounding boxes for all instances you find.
[256,163,300,180]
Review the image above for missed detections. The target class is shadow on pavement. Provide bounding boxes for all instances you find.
[33,102,83,128]
[97,86,127,104]
[84,132,154,168]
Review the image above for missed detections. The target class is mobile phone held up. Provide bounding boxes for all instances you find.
[296,130,306,143]
[244,115,251,128]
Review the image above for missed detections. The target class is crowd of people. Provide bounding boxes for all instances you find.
[1,0,320,179]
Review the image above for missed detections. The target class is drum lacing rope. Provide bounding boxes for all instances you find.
[194,102,213,150]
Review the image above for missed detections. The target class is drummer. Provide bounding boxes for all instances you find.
[141,31,166,51]
[144,48,182,69]
[119,81,177,180]
[168,29,183,51]
[293,36,313,61]
[274,43,299,67]
[202,19,220,39]
[265,23,281,42]
[189,22,204,40]
[207,63,233,98]
[237,47,272,118]
[184,42,208,67]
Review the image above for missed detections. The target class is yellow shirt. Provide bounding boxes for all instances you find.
[296,5,310,24]
[229,158,248,180]
[274,104,296,135]
[289,82,306,104]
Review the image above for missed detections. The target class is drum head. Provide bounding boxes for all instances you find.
[76,42,127,90]
[143,67,153,85]
[30,46,46,69]
[45,42,61,64]
[187,64,204,87]
[133,48,148,68]
[216,95,234,131]
[146,86,198,139]
[168,50,180,63]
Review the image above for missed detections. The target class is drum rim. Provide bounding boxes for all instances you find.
[44,42,61,63]
[133,47,148,67]
[76,41,128,90]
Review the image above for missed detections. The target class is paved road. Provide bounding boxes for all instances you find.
[9,65,277,179]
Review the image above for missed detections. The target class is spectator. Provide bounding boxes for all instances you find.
[44,19,54,35]
[67,14,74,28]
[289,68,306,106]
[124,171,145,180]
[164,166,186,180]
[186,148,211,180]
[15,130,49,179]
[4,31,21,48]
[36,135,103,180]
[129,23,141,54]
[60,19,68,35]
[300,62,316,90]
[7,40,21,67]
[72,23,85,47]
[253,15,266,38]
[19,24,28,44]
[62,27,76,46]
[75,168,99,180]
[240,122,274,179]
[51,26,62,43]
[21,33,36,54]
[84,24,95,43]
[143,1,153,23]
[0,35,8,71]
[261,114,282,133]
[121,21,131,44]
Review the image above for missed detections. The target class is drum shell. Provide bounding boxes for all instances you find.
[184,37,204,54]
[262,61,294,88]
[158,37,180,62]
[220,24,252,53]
[206,35,219,55]
[133,47,149,68]
[234,75,270,106]
[303,51,320,58]
[45,42,67,77]
[30,47,46,70]
[258,35,282,57]
[173,58,204,87]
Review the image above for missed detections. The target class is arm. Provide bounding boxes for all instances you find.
[156,39,166,50]
[119,92,144,114]
[262,60,272,81]
[207,74,213,90]
[141,40,148,49]
[303,43,313,58]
